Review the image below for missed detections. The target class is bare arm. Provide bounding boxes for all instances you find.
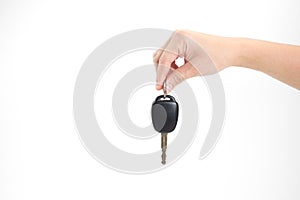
[234,38,300,90]
[153,30,300,91]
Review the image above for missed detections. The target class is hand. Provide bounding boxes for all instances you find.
[153,30,237,92]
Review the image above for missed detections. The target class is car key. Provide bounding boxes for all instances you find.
[151,83,179,165]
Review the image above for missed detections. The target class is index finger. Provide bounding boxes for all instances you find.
[156,50,178,90]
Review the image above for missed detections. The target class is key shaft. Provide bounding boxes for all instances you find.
[161,133,168,165]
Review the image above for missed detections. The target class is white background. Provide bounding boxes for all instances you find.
[1,0,300,199]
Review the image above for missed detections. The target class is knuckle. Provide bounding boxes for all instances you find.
[169,73,182,87]
[176,69,186,80]
[175,29,189,36]
[158,54,169,65]
[158,58,170,67]
[175,29,185,34]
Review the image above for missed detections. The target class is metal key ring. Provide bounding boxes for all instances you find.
[163,79,167,98]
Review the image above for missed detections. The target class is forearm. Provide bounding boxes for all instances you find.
[153,30,300,91]
[233,38,300,90]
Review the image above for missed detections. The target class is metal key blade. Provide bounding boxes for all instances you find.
[161,133,168,165]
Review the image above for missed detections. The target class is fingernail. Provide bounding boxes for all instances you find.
[156,84,161,90]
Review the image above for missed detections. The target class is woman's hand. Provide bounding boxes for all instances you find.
[153,30,300,91]
[153,30,238,92]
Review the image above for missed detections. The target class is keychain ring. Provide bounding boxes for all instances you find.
[163,79,167,98]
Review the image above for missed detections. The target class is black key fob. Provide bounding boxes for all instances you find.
[151,95,179,133]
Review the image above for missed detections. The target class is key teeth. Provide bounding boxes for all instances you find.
[161,133,168,165]
[161,148,167,165]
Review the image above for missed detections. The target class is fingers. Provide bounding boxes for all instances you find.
[153,50,178,71]
[153,49,163,69]
[153,50,198,92]
[153,30,187,90]
[156,51,178,90]
[166,62,198,92]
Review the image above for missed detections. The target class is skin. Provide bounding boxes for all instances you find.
[153,30,300,92]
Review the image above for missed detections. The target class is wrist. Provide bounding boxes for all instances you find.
[230,38,247,68]
[231,38,261,71]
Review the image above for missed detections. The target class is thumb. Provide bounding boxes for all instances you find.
[166,62,198,92]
